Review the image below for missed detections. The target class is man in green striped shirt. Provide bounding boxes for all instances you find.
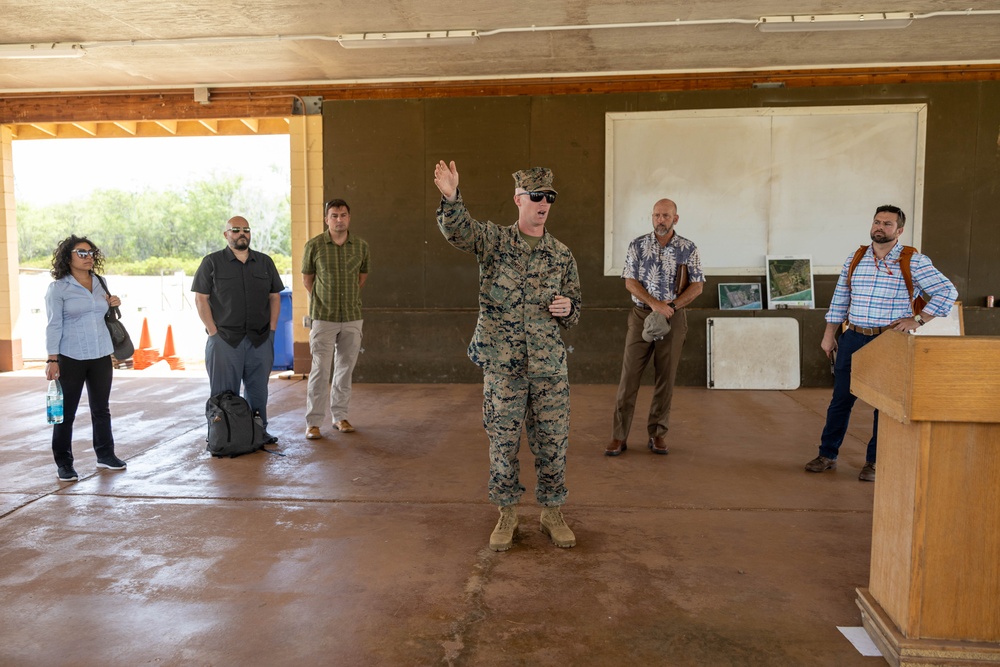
[302,199,370,439]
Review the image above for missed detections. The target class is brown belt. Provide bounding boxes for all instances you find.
[846,323,891,336]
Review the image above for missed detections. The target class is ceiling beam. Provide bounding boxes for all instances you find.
[2,64,999,126]
[113,120,137,135]
[154,119,177,134]
[72,121,97,136]
[29,123,57,137]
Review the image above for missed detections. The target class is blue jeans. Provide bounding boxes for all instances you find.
[818,328,879,463]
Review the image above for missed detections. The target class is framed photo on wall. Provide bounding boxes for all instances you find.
[718,283,763,310]
[766,256,815,309]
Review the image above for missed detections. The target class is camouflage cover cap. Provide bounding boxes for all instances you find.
[512,167,558,194]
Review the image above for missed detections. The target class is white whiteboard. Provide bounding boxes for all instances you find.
[605,105,927,276]
[706,318,800,390]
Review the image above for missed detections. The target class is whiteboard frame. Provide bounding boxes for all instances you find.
[604,104,927,277]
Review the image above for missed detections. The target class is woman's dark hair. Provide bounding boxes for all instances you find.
[50,235,104,279]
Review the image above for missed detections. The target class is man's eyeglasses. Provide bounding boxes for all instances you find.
[73,249,96,258]
[521,191,557,204]
[227,227,252,234]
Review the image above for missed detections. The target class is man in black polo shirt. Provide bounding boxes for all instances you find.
[192,216,285,428]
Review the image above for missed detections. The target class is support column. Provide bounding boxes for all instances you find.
[0,126,23,372]
[289,115,324,375]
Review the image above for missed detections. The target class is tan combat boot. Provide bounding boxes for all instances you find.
[489,505,518,552]
[540,506,576,548]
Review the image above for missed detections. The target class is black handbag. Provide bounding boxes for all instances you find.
[95,274,135,360]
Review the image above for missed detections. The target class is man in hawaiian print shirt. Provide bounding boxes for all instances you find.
[607,199,705,457]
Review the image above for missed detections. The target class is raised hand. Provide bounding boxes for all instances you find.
[433,160,459,202]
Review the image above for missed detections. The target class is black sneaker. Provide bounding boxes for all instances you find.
[57,466,79,482]
[96,456,127,470]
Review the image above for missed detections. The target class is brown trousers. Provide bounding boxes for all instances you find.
[612,306,688,442]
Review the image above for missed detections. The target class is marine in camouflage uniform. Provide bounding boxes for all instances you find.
[434,160,581,550]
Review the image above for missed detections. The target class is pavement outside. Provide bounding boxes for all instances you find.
[1,372,883,667]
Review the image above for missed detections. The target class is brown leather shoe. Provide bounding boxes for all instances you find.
[334,419,355,433]
[648,436,668,455]
[605,439,627,457]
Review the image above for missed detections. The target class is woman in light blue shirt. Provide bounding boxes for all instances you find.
[45,235,127,482]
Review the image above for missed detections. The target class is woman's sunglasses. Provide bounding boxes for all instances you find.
[73,249,96,258]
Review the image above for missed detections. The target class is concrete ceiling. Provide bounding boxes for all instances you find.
[2,1,1000,94]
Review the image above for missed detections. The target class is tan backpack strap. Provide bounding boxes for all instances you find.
[843,245,868,323]
[898,245,927,314]
[845,245,868,292]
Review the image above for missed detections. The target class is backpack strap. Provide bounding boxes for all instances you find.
[842,245,868,326]
[897,246,927,315]
[845,245,868,293]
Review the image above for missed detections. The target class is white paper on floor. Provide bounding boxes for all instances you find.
[838,626,882,656]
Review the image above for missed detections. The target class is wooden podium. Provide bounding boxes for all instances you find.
[851,331,1000,666]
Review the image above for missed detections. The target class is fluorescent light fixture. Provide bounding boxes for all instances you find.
[758,12,914,33]
[338,30,479,49]
[0,42,86,59]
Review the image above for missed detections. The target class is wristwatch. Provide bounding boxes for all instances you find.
[913,313,925,326]
[668,301,678,310]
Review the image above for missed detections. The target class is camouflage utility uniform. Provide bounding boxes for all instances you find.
[437,191,582,507]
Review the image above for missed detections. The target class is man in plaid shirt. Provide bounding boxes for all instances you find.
[805,205,956,482]
[302,199,370,439]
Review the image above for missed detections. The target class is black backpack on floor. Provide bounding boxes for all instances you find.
[205,391,269,457]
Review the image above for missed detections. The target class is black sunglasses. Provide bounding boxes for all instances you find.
[522,191,557,204]
[227,227,252,234]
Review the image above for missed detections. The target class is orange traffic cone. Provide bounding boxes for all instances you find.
[138,318,152,349]
[162,325,185,370]
[132,318,161,370]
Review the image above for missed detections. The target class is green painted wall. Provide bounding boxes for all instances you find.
[323,81,1000,386]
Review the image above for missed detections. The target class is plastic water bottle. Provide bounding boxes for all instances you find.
[46,379,64,425]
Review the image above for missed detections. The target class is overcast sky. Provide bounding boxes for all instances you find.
[12,134,290,205]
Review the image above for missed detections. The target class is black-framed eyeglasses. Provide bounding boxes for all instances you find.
[227,227,252,234]
[522,191,556,204]
[73,249,96,258]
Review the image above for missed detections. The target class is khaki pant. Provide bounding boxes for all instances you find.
[306,319,363,426]
[611,307,688,442]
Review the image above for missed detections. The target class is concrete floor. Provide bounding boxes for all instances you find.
[1,372,884,667]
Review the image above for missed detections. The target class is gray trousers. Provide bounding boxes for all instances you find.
[205,332,274,426]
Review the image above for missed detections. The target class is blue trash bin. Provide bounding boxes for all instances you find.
[272,287,294,370]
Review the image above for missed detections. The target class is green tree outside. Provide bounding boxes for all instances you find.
[17,174,291,275]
